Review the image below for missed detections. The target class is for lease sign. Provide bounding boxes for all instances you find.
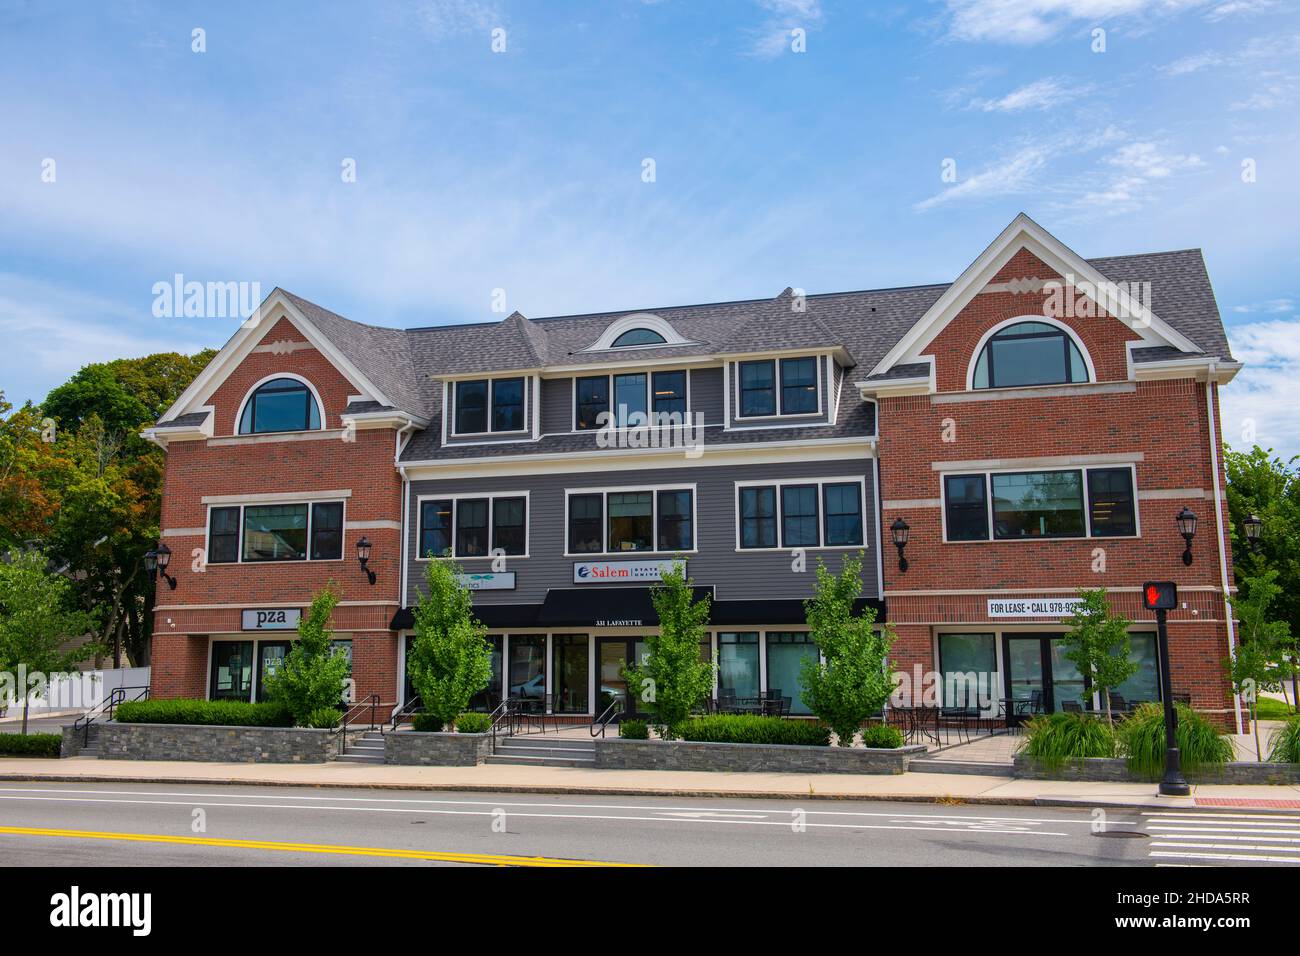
[987,598,1084,618]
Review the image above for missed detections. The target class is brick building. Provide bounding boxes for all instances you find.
[144,214,1245,731]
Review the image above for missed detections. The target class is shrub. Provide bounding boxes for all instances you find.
[1268,715,1300,763]
[676,715,831,746]
[619,719,649,740]
[1117,702,1233,779]
[1019,712,1118,768]
[265,586,352,727]
[455,712,491,734]
[114,699,293,727]
[303,707,341,729]
[857,724,905,749]
[0,732,62,757]
[412,713,445,733]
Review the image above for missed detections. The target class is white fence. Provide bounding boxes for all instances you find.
[18,666,151,713]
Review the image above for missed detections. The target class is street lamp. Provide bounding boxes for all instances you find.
[356,536,376,585]
[890,518,910,573]
[1175,507,1197,566]
[144,543,176,590]
[1244,513,1263,552]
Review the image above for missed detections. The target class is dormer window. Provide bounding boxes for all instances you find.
[453,377,526,435]
[737,357,821,418]
[611,328,666,348]
[238,377,322,434]
[971,320,1090,390]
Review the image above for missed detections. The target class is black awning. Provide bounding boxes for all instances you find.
[389,603,542,631]
[709,597,886,625]
[535,586,714,628]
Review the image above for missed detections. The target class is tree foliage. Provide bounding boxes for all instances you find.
[621,561,715,738]
[1226,569,1294,759]
[264,585,351,726]
[407,560,494,728]
[799,553,897,746]
[1060,587,1138,725]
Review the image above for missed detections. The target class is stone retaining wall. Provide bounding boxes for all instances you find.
[595,737,926,774]
[1013,754,1300,784]
[96,721,333,763]
[384,730,491,766]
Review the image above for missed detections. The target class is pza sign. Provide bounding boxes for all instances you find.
[1142,582,1177,611]
[241,609,302,630]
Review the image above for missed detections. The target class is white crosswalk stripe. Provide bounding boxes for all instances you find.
[1144,811,1300,865]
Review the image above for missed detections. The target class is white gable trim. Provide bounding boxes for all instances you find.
[158,289,391,423]
[870,213,1199,376]
[580,312,697,352]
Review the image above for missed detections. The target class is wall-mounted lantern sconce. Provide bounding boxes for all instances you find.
[890,518,910,573]
[356,536,377,585]
[1244,513,1263,553]
[1175,507,1198,567]
[144,543,177,590]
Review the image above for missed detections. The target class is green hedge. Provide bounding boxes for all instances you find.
[1019,712,1118,768]
[113,699,294,727]
[1117,702,1232,779]
[858,724,905,749]
[0,732,62,758]
[412,713,445,733]
[619,719,649,740]
[455,712,491,734]
[676,715,831,747]
[304,707,341,729]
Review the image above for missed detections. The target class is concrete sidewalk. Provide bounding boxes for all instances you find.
[5,757,1300,811]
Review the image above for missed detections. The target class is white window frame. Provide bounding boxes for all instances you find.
[570,367,692,432]
[734,355,824,421]
[449,376,530,438]
[563,483,698,557]
[233,373,326,436]
[938,463,1141,543]
[733,476,867,552]
[414,491,531,560]
[204,498,348,565]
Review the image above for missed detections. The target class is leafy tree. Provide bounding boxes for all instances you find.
[1226,569,1294,759]
[621,561,715,738]
[264,585,352,726]
[406,560,494,729]
[799,553,897,746]
[1060,587,1138,725]
[0,550,100,733]
[1225,446,1300,705]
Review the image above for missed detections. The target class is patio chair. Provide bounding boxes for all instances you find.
[782,696,792,718]
[1107,693,1128,715]
[1062,700,1082,713]
[717,690,738,714]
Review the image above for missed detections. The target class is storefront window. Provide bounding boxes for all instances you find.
[765,632,817,714]
[1112,633,1160,706]
[508,635,545,700]
[552,635,589,713]
[210,641,253,700]
[468,635,503,711]
[718,632,759,700]
[938,634,997,709]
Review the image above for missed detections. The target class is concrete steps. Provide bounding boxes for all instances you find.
[487,735,597,768]
[336,729,385,764]
[909,758,1015,778]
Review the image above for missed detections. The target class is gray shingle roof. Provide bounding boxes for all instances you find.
[153,410,210,429]
[275,248,1230,455]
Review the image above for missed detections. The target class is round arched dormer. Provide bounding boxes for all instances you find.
[966,317,1095,390]
[235,374,324,434]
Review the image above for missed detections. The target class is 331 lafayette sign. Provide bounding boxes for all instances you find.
[987,598,1084,618]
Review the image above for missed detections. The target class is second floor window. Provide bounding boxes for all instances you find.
[454,377,526,434]
[419,495,528,558]
[567,487,695,554]
[942,466,1136,541]
[206,500,343,564]
[738,480,863,549]
[738,357,820,417]
[574,370,689,429]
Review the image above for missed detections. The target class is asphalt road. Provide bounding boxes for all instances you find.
[2,781,1296,867]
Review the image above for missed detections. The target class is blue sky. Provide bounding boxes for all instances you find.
[1,0,1297,456]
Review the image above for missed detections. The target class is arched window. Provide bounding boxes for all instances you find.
[971,321,1089,389]
[611,328,667,348]
[238,377,322,433]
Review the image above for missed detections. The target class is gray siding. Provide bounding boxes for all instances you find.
[540,377,571,433]
[405,456,879,607]
[689,366,725,424]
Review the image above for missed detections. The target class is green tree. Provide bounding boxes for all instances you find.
[1060,588,1138,725]
[1225,446,1300,706]
[0,550,100,733]
[1226,569,1294,759]
[621,561,715,738]
[799,553,897,746]
[265,585,352,726]
[407,560,494,729]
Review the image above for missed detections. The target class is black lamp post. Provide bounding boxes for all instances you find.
[356,536,376,585]
[890,518,910,573]
[1175,507,1197,566]
[1244,513,1263,552]
[144,543,176,590]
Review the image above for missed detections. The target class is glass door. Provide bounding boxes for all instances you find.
[596,638,652,719]
[1049,638,1087,712]
[210,641,254,701]
[255,642,290,702]
[552,635,589,714]
[1003,636,1046,721]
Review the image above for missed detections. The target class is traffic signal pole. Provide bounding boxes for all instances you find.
[1155,605,1190,796]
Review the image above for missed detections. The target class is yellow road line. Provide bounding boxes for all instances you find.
[0,825,638,867]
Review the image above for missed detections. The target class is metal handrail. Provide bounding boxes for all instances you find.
[387,695,422,733]
[489,697,519,754]
[333,693,381,754]
[74,684,150,746]
[591,694,624,738]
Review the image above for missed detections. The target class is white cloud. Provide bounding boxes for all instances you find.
[968,76,1090,112]
[1222,316,1300,458]
[1205,0,1281,21]
[1230,76,1298,110]
[915,143,1053,210]
[416,0,503,37]
[941,0,1210,45]
[1232,298,1295,313]
[746,0,824,57]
